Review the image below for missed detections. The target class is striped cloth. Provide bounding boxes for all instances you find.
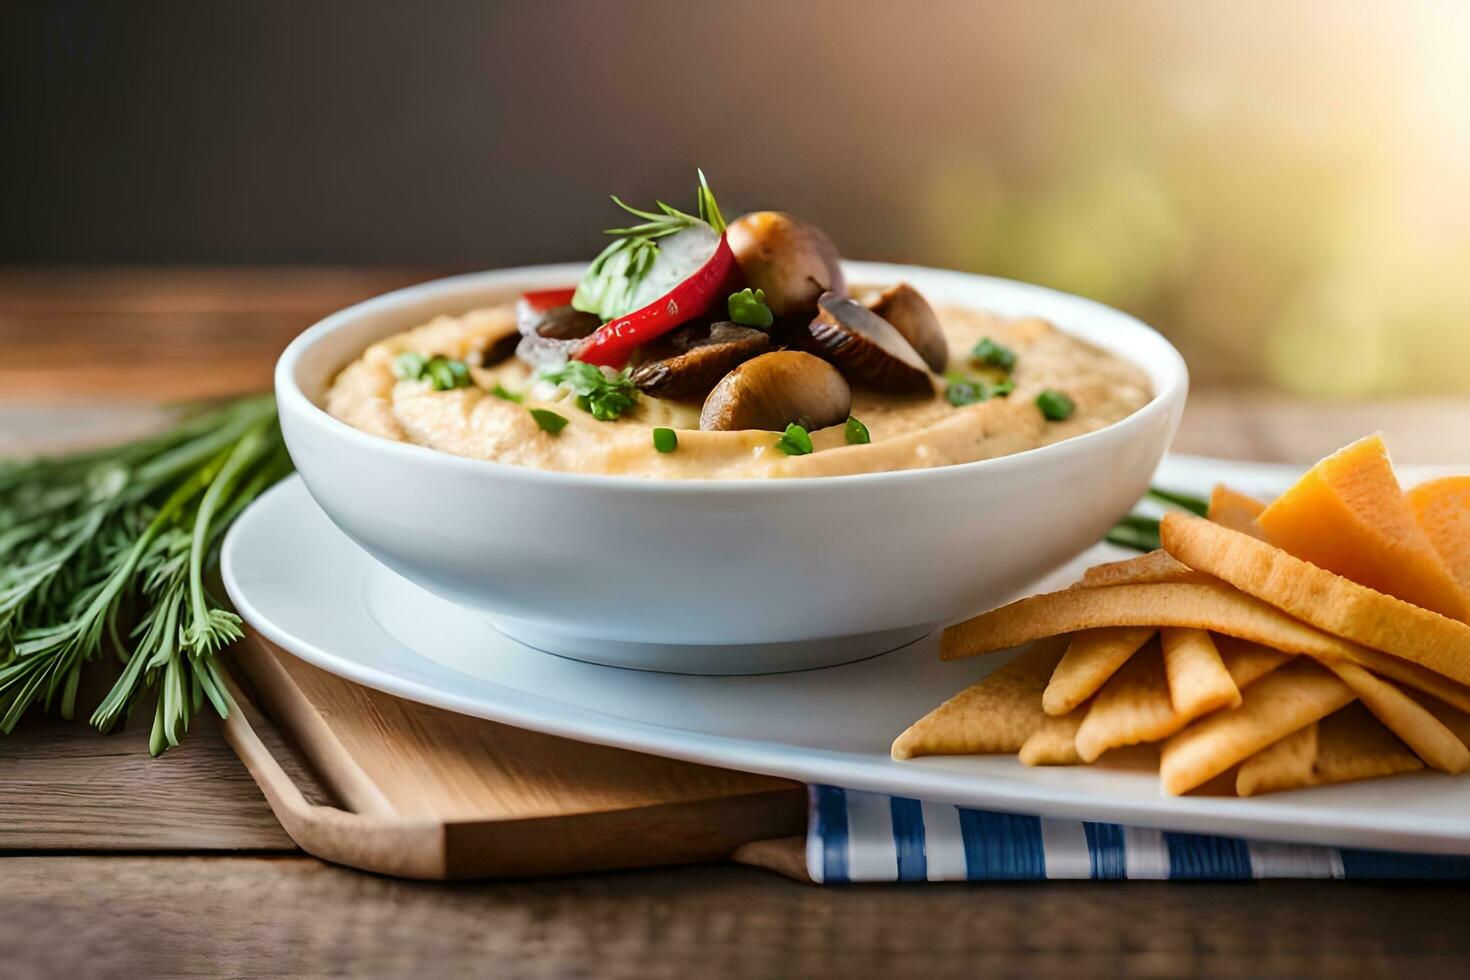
[807,786,1470,882]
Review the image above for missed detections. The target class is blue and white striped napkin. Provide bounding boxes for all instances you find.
[807,786,1470,882]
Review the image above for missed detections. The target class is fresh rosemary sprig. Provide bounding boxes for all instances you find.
[602,169,727,239]
[572,171,726,320]
[696,168,726,234]
[0,394,293,754]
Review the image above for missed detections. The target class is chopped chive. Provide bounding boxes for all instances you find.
[1036,389,1075,421]
[490,383,523,403]
[945,380,981,406]
[395,351,474,391]
[844,416,871,445]
[393,351,428,381]
[426,358,459,391]
[773,423,814,456]
[529,408,568,435]
[652,427,678,453]
[972,337,1016,371]
[945,376,1014,406]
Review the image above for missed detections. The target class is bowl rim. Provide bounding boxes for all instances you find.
[275,261,1188,495]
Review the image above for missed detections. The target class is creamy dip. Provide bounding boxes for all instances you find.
[325,299,1153,479]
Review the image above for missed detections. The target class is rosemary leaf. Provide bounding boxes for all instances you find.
[0,394,293,753]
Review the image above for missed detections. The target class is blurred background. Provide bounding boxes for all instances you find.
[3,0,1469,398]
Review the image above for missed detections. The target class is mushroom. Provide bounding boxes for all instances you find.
[863,283,948,373]
[520,304,601,340]
[726,212,845,320]
[630,322,772,399]
[807,292,933,393]
[479,329,522,367]
[699,351,852,432]
[515,305,601,368]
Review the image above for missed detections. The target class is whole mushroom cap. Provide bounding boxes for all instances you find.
[726,212,846,321]
[699,350,852,432]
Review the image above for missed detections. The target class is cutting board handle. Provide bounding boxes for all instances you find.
[217,637,809,880]
[218,672,456,878]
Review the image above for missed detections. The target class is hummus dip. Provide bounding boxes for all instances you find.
[326,299,1153,479]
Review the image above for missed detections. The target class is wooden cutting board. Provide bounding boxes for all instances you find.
[220,633,810,879]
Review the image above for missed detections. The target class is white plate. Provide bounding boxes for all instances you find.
[222,454,1470,855]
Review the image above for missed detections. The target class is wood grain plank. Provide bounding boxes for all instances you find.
[0,266,436,314]
[3,857,1470,978]
[0,311,319,400]
[0,266,435,400]
[0,715,295,852]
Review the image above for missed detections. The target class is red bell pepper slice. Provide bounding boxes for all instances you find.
[575,235,739,368]
[519,287,577,311]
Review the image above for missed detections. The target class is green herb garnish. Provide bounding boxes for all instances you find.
[529,408,569,435]
[1036,389,1075,421]
[652,428,678,453]
[972,338,1016,372]
[0,395,292,755]
[428,357,470,391]
[394,352,472,391]
[1105,513,1164,552]
[1105,487,1209,552]
[536,361,638,421]
[490,383,523,404]
[727,288,774,329]
[696,169,726,234]
[774,424,814,456]
[392,351,428,381]
[572,171,727,320]
[1147,487,1209,517]
[945,376,1015,406]
[844,416,871,445]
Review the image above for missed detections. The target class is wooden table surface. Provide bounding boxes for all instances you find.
[4,267,1470,978]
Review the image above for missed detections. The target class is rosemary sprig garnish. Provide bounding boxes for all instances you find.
[604,170,727,238]
[696,168,726,234]
[572,170,726,320]
[0,394,293,754]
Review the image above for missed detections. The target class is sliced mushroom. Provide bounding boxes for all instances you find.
[630,322,771,399]
[808,292,933,393]
[863,283,948,373]
[700,351,851,432]
[515,305,601,368]
[726,212,845,320]
[520,304,601,340]
[479,329,521,367]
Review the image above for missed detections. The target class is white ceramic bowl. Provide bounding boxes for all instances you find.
[276,262,1187,674]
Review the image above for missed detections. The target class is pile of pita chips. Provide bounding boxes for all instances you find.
[894,433,1470,797]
